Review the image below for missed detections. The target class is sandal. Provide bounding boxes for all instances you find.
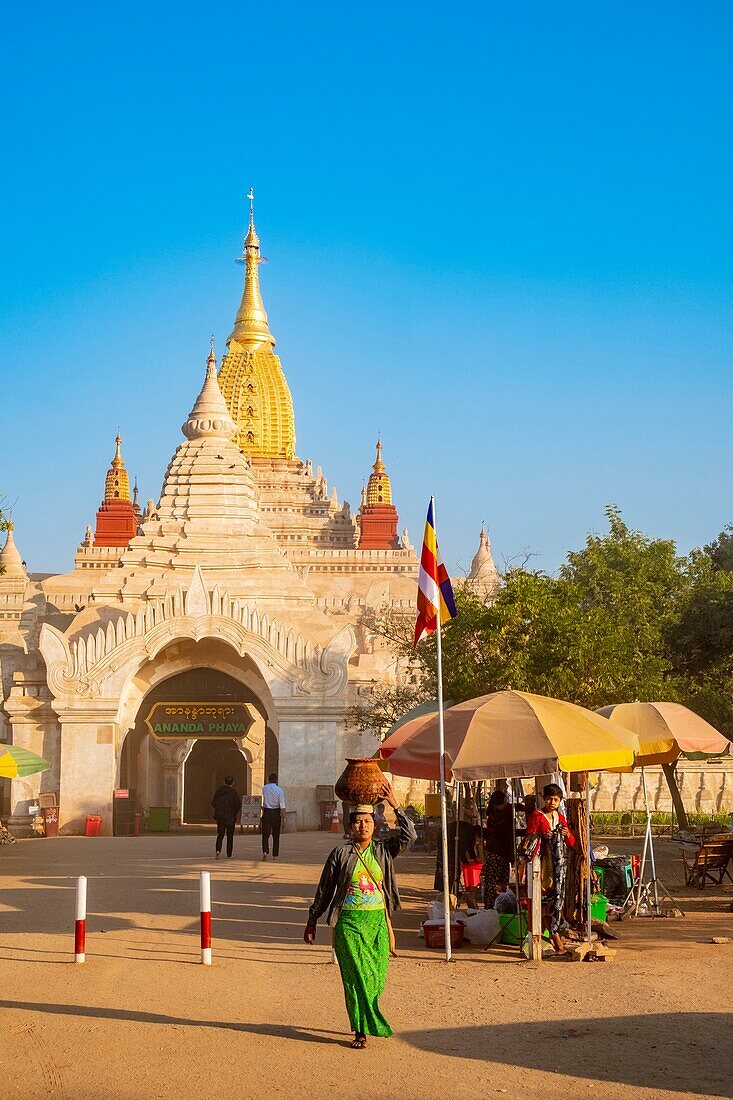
[351,1035,367,1049]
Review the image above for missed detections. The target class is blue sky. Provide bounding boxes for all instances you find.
[1,2,732,575]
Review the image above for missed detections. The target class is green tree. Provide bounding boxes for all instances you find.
[352,506,692,732]
[667,531,733,736]
[703,523,733,573]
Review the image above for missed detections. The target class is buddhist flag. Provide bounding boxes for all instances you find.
[414,498,457,646]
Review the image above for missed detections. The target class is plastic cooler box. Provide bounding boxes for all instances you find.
[422,920,465,949]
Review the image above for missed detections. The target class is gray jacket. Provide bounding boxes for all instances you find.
[307,808,417,927]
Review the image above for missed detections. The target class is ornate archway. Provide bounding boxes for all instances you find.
[118,649,276,828]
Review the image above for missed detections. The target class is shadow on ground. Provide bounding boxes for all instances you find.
[400,1012,733,1097]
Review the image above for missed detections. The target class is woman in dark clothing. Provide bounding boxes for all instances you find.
[304,779,416,1049]
[433,805,481,893]
[481,789,515,908]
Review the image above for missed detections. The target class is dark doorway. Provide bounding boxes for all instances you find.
[183,739,248,824]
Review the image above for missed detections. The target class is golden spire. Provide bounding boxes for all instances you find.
[228,187,274,348]
[219,193,296,461]
[104,434,131,501]
[365,435,393,506]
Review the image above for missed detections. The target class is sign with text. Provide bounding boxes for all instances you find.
[240,795,262,827]
[145,702,253,740]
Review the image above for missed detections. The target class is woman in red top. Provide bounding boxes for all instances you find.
[524,782,575,954]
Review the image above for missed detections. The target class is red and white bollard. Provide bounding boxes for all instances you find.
[200,871,212,965]
[74,875,87,964]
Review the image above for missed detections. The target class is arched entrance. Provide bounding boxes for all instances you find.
[182,739,248,823]
[119,649,279,829]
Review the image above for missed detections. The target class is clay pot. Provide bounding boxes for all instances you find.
[335,758,384,806]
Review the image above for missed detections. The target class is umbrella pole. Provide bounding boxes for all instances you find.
[634,767,651,916]
[434,499,452,963]
[585,772,592,946]
[638,766,662,914]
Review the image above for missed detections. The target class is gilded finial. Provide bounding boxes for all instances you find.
[205,336,218,378]
[230,187,271,346]
[373,434,384,473]
[104,432,131,501]
[365,436,392,506]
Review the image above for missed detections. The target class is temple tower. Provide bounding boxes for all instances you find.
[93,434,138,547]
[357,438,401,550]
[0,524,27,578]
[218,191,296,461]
[467,526,499,594]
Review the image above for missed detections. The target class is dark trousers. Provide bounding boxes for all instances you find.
[216,818,235,857]
[262,809,282,856]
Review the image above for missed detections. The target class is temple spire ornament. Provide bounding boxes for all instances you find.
[104,434,131,502]
[365,434,392,506]
[0,523,27,577]
[358,437,400,549]
[229,186,272,347]
[94,433,138,547]
[218,194,296,460]
[467,525,499,594]
[183,342,238,441]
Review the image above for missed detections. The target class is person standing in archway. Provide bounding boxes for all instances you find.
[212,775,242,860]
[261,772,286,861]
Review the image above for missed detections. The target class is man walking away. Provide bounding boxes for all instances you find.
[212,775,242,860]
[262,773,286,861]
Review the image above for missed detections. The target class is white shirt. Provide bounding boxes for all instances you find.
[262,783,285,810]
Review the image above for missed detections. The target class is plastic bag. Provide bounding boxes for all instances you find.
[460,907,501,946]
[426,900,446,922]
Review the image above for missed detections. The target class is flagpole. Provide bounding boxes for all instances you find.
[433,495,453,963]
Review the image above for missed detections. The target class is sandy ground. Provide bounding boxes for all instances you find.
[0,829,731,1100]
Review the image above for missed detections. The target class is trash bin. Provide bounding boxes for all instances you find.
[85,814,102,837]
[42,806,59,837]
[320,800,337,830]
[499,912,550,945]
[146,806,171,832]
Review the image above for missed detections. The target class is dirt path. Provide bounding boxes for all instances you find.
[1,831,731,1099]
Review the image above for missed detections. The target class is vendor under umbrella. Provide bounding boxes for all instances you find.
[521,782,576,954]
[433,800,481,895]
[481,789,517,909]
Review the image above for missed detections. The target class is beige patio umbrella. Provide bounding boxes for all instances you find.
[597,701,731,914]
[596,701,731,766]
[381,689,638,781]
[381,690,640,951]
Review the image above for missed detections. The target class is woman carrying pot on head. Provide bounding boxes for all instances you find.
[303,779,416,1049]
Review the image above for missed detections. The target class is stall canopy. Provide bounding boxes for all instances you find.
[380,689,638,781]
[596,701,731,766]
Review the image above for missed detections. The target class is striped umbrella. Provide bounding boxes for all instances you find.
[0,746,51,779]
